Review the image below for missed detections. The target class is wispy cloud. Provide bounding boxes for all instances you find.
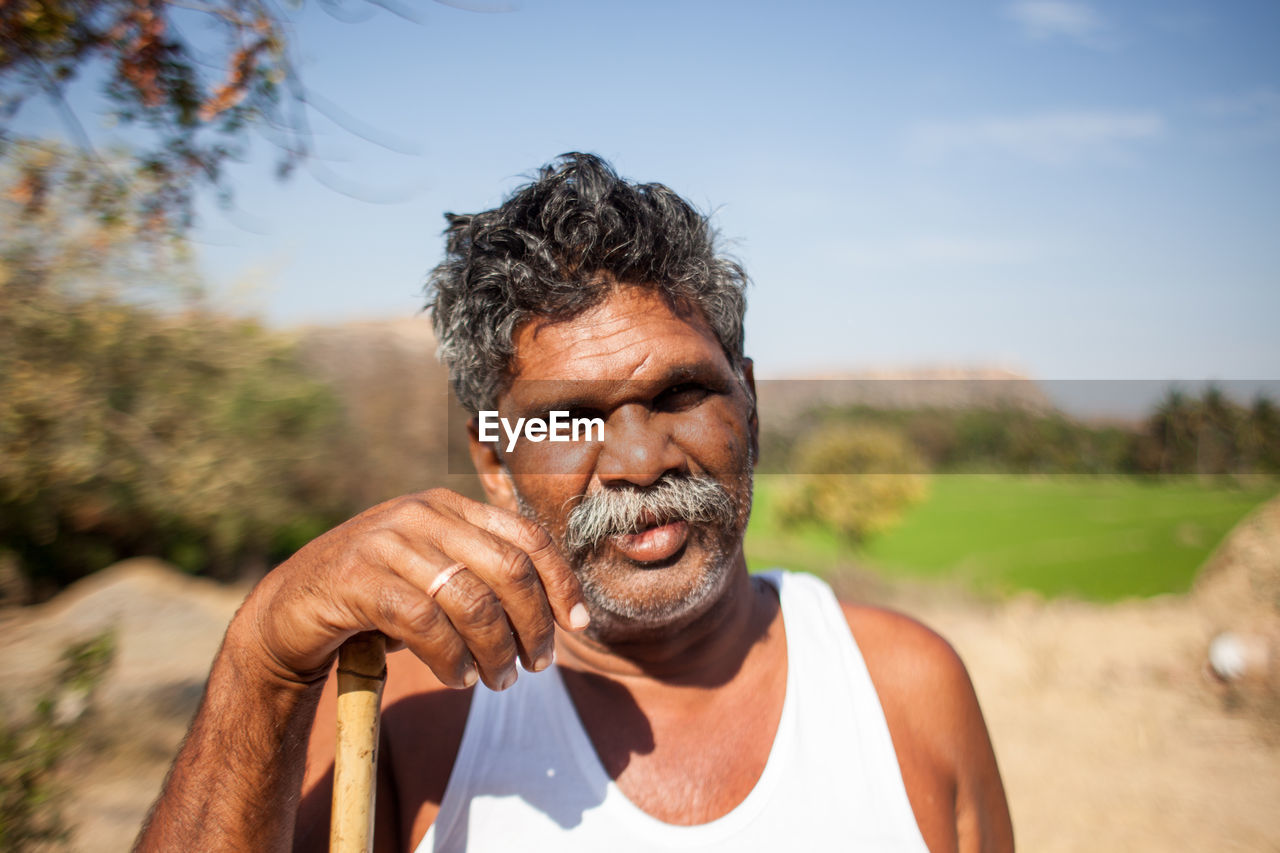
[838,236,1044,270]
[1200,89,1280,120]
[909,111,1164,164]
[1007,1,1108,47]
[1197,88,1280,148]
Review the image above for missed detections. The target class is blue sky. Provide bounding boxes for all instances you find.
[29,0,1280,381]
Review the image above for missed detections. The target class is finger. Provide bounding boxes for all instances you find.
[410,489,587,632]
[449,497,590,632]
[363,530,522,686]
[346,567,477,689]
[429,567,522,691]
[372,519,549,673]
[422,511,557,671]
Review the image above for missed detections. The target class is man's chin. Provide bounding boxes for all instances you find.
[572,541,737,642]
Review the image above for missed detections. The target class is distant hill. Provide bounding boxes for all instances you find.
[294,318,481,506]
[754,367,1055,428]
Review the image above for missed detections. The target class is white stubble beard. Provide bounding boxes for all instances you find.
[507,464,756,642]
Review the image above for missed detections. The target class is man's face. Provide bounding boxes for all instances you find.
[482,285,757,641]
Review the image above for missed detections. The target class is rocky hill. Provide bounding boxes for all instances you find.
[754,367,1055,430]
[293,317,481,506]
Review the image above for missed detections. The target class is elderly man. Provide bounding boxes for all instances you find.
[137,154,1013,852]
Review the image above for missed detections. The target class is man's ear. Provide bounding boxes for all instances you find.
[467,416,520,512]
[742,357,760,467]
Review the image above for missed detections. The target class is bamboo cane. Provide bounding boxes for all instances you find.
[330,632,387,853]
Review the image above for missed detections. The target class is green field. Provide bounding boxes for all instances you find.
[744,474,1278,601]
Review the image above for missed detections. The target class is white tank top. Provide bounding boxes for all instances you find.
[414,570,930,852]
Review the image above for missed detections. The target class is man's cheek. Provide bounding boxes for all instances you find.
[505,427,602,477]
[673,408,752,475]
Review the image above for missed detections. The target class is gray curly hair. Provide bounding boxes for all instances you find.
[424,153,749,413]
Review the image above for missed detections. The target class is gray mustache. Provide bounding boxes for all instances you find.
[564,474,736,554]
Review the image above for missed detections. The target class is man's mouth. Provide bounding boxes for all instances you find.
[608,513,690,563]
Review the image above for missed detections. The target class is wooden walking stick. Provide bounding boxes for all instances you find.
[330,632,387,853]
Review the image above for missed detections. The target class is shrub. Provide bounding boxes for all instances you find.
[0,148,347,595]
[0,631,116,850]
[776,423,928,544]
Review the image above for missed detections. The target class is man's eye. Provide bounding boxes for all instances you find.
[656,383,710,411]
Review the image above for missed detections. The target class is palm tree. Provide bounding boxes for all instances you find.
[1149,389,1197,474]
[1198,386,1237,475]
[1247,396,1280,474]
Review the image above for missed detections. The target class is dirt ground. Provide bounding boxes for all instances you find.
[908,594,1279,851]
[2,502,1277,852]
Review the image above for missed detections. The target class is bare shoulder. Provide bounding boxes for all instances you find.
[839,604,970,797]
[293,649,474,853]
[840,603,1014,853]
[841,604,973,729]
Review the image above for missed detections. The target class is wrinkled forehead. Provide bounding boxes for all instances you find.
[507,285,729,388]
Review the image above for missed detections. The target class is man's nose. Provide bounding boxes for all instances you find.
[594,406,686,488]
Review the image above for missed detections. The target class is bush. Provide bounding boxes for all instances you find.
[0,279,350,592]
[776,423,928,544]
[0,148,347,595]
[0,631,116,850]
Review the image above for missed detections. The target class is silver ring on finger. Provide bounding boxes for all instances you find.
[427,562,467,598]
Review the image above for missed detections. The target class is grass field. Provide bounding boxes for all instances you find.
[744,474,1278,601]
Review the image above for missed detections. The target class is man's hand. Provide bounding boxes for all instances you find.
[136,489,587,852]
[245,488,588,691]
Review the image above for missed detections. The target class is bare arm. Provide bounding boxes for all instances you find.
[134,489,587,852]
[134,611,325,851]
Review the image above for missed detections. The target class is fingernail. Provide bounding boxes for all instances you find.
[462,666,478,688]
[569,602,590,630]
[533,649,555,672]
[499,667,518,691]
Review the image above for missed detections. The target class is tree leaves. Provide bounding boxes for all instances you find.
[2,0,304,230]
[1,151,346,595]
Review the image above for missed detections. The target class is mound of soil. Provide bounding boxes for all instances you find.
[0,558,247,849]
